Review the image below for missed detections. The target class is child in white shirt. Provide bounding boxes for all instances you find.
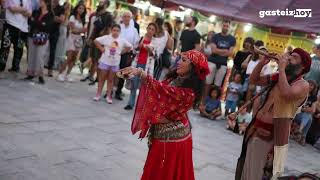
[227,102,252,135]
[93,24,132,103]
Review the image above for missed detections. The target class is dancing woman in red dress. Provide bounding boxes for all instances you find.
[119,50,209,180]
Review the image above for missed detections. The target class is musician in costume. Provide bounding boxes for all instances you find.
[119,50,209,180]
[235,48,311,180]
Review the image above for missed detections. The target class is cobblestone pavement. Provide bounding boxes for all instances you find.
[0,57,319,180]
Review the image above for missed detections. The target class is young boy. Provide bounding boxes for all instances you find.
[227,101,252,135]
[225,73,243,116]
[199,86,222,120]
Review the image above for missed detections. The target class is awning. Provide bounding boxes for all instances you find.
[160,0,320,34]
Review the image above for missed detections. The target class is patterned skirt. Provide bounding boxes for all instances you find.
[141,121,195,180]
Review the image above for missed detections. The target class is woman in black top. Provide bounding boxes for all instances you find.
[233,37,254,73]
[25,0,53,84]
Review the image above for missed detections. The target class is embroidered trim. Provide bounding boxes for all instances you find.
[147,121,191,146]
[152,121,190,139]
[158,133,192,142]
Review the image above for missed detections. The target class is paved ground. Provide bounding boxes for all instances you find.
[0,56,320,180]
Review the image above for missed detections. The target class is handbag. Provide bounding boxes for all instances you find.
[161,48,171,68]
[74,37,84,49]
[125,78,133,90]
[32,32,48,46]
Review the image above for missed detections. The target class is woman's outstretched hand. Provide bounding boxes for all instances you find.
[117,67,146,79]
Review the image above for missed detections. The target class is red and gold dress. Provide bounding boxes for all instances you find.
[132,75,195,180]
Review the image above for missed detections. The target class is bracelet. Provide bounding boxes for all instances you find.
[137,67,143,78]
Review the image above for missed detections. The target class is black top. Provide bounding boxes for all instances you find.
[91,11,114,39]
[134,20,140,34]
[180,29,201,52]
[304,95,317,109]
[209,33,236,65]
[50,5,64,34]
[233,51,252,71]
[29,10,54,36]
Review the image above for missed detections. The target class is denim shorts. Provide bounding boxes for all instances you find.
[98,62,119,72]
[225,100,237,113]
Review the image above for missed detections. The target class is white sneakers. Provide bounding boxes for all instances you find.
[106,96,113,104]
[57,74,65,82]
[93,96,101,101]
[57,74,73,82]
[66,76,73,82]
[93,96,113,104]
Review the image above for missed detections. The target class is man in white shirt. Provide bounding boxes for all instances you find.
[115,10,139,100]
[0,0,31,76]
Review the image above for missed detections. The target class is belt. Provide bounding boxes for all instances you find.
[71,32,82,35]
[149,121,190,140]
[252,119,274,141]
[254,119,273,132]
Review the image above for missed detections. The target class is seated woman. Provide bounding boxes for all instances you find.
[199,86,222,120]
[306,90,320,146]
[292,80,318,145]
[226,101,252,135]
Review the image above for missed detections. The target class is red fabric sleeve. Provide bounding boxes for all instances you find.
[131,75,195,138]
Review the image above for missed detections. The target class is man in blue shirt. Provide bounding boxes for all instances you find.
[204,19,236,103]
[206,20,236,87]
[305,44,320,86]
[31,0,39,11]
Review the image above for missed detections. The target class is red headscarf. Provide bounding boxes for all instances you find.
[181,50,210,80]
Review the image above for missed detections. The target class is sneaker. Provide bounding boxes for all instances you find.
[93,96,101,101]
[124,105,133,110]
[66,75,73,82]
[115,94,123,101]
[88,76,94,82]
[103,91,114,99]
[57,74,65,82]
[38,77,45,84]
[106,96,113,104]
[226,125,233,131]
[24,76,34,80]
[8,68,19,73]
[88,78,97,86]
[80,76,90,82]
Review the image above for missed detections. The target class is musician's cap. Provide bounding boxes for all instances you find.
[292,48,311,74]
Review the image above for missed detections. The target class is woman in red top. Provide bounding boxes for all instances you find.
[119,50,209,180]
[124,23,157,110]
